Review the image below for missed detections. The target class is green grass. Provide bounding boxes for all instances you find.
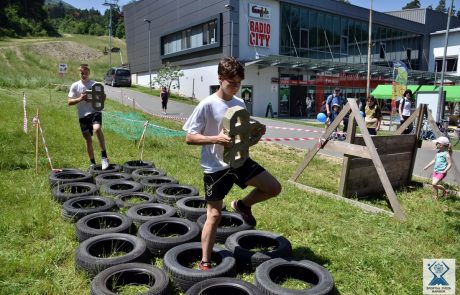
[1,86,460,295]
[0,36,459,294]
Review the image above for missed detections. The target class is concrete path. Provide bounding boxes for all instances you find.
[105,86,460,185]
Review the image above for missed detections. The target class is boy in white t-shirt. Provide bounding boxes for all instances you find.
[183,57,281,271]
[68,64,109,169]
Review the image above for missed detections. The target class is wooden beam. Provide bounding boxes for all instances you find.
[395,106,421,135]
[288,180,394,217]
[338,110,358,196]
[290,103,351,182]
[323,141,371,159]
[348,99,406,220]
[407,105,425,183]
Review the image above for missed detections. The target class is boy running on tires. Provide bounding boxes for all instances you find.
[182,57,281,271]
[68,64,110,169]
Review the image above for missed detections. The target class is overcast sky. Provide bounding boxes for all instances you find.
[62,0,455,14]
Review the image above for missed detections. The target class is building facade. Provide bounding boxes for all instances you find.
[124,0,459,117]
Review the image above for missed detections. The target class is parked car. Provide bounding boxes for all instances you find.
[104,67,131,87]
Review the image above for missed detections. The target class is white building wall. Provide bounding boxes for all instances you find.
[176,61,219,100]
[238,0,280,60]
[244,66,279,116]
[429,30,460,76]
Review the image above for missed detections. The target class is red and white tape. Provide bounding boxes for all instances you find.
[267,126,324,133]
[23,93,28,133]
[260,137,319,142]
[33,117,54,170]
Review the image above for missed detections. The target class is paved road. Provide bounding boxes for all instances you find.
[105,86,460,185]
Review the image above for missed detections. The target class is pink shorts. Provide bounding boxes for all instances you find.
[432,172,446,181]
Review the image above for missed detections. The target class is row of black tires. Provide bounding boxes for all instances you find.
[48,161,335,294]
[84,237,334,295]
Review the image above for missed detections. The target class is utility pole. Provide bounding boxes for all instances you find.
[225,4,234,57]
[103,0,118,69]
[437,0,454,123]
[144,19,152,89]
[366,0,373,98]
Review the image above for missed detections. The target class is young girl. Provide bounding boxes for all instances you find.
[423,136,452,199]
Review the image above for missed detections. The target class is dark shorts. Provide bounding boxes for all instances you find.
[79,112,102,136]
[162,100,167,108]
[203,158,266,201]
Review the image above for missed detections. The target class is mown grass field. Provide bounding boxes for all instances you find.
[0,35,459,295]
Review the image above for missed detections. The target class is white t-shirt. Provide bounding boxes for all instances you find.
[68,79,96,118]
[401,99,412,117]
[182,93,246,173]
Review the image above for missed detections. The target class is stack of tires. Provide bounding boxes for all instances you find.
[48,160,335,294]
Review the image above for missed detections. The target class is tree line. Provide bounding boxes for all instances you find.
[0,0,124,38]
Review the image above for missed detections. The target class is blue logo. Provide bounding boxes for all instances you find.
[428,261,450,286]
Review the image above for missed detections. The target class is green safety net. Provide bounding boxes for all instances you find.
[103,112,185,140]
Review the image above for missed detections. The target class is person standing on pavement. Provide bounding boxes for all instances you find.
[364,95,382,136]
[68,64,110,169]
[399,89,414,134]
[182,57,281,271]
[325,88,343,127]
[160,86,169,114]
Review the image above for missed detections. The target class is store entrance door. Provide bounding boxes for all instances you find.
[290,86,308,117]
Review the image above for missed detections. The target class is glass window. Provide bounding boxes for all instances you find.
[435,58,458,72]
[161,18,218,55]
[300,29,309,48]
[340,35,348,55]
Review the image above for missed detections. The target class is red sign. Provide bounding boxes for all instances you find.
[249,20,270,48]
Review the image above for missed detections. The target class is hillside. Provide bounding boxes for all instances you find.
[45,0,76,10]
[0,34,127,88]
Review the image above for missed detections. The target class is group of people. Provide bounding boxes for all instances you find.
[67,58,452,273]
[68,59,281,271]
[321,87,452,199]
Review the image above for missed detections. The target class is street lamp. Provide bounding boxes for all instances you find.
[103,0,118,69]
[225,4,234,57]
[144,19,152,89]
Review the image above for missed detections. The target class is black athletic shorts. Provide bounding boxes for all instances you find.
[203,158,266,201]
[79,112,102,136]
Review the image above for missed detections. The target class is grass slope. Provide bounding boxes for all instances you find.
[0,36,459,294]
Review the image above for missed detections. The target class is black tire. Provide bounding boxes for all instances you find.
[163,242,236,292]
[155,184,198,205]
[138,217,200,255]
[254,258,335,295]
[95,172,132,187]
[140,176,178,194]
[61,196,116,222]
[132,167,166,182]
[126,203,177,226]
[100,180,143,197]
[90,263,170,295]
[225,230,292,270]
[75,233,150,277]
[76,212,135,242]
[88,164,122,177]
[176,196,226,221]
[52,182,98,203]
[115,191,156,209]
[49,170,93,187]
[196,212,253,243]
[123,160,154,174]
[186,277,261,295]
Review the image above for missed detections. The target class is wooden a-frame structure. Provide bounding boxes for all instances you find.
[289,99,460,221]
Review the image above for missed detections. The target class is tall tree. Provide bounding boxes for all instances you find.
[435,0,447,13]
[402,0,421,9]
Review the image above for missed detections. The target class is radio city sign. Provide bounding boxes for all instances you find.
[248,3,271,48]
